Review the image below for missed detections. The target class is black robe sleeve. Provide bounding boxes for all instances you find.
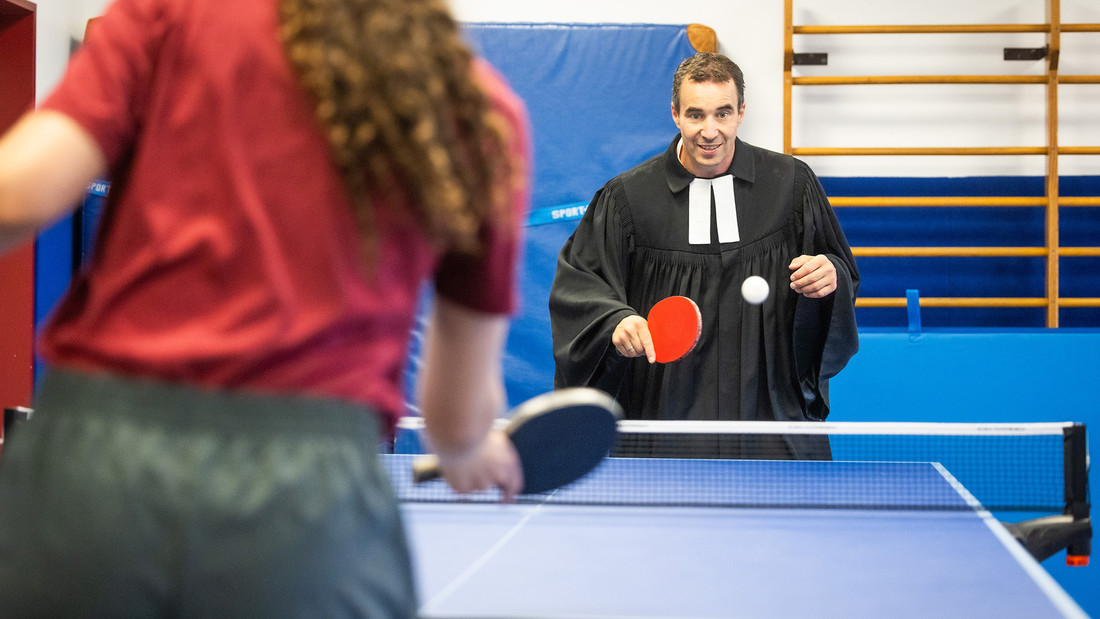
[793,164,860,421]
[549,179,637,396]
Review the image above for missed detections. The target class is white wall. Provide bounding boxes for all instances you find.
[37,0,1099,177]
[786,0,1100,177]
[33,0,103,107]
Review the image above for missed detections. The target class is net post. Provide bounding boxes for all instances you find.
[1063,423,1091,565]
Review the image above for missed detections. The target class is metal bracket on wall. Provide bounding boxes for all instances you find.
[1004,46,1048,61]
[792,52,828,65]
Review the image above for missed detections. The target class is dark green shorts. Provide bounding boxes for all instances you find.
[0,368,417,618]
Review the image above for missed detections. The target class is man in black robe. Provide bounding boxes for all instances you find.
[549,53,859,459]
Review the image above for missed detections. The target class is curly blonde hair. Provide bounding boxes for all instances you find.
[278,0,514,258]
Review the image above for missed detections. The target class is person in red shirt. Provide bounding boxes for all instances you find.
[0,0,530,615]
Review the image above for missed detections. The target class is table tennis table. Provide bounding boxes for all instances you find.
[387,455,1088,619]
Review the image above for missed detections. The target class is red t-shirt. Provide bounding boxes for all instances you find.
[38,0,530,431]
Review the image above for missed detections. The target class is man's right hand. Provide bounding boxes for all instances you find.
[612,315,655,363]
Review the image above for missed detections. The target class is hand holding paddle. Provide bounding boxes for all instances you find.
[413,387,622,496]
[613,295,702,363]
[426,430,523,500]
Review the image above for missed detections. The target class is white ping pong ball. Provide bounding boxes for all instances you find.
[741,275,769,305]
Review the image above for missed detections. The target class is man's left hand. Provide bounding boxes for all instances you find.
[789,254,837,298]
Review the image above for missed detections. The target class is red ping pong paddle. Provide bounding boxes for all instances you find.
[412,387,623,495]
[646,295,702,363]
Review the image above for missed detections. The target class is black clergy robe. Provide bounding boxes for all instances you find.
[549,136,859,459]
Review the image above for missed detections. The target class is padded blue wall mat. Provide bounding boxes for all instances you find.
[462,23,697,217]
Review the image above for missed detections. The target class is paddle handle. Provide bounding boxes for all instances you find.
[411,454,442,484]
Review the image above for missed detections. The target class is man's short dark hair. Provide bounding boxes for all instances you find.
[672,52,745,112]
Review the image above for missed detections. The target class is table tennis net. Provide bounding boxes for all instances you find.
[385,419,1088,514]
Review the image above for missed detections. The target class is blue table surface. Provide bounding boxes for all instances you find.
[387,456,1087,619]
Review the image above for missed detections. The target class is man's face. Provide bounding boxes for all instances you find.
[671,79,744,179]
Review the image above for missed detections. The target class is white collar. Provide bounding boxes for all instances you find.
[679,138,739,244]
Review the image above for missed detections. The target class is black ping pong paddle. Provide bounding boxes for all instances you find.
[646,295,702,363]
[412,387,622,495]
